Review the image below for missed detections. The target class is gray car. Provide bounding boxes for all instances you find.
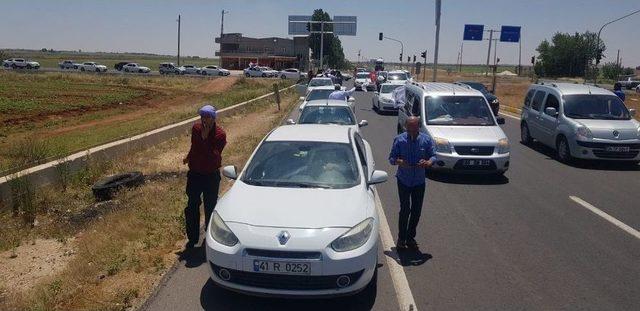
[520,82,640,164]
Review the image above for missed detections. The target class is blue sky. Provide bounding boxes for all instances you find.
[1,0,639,66]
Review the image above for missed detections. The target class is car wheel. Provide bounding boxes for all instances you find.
[281,75,286,79]
[26,64,32,69]
[81,67,85,71]
[138,69,143,73]
[95,68,100,72]
[11,64,17,69]
[520,122,532,145]
[218,72,223,76]
[556,136,573,163]
[262,73,267,77]
[245,73,250,77]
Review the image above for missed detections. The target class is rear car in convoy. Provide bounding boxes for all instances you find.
[206,125,387,297]
[159,62,185,75]
[397,82,510,175]
[201,65,230,76]
[121,63,151,73]
[520,82,640,164]
[456,81,500,116]
[3,58,40,69]
[372,83,403,113]
[79,62,107,72]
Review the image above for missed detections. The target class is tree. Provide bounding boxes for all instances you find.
[534,31,605,77]
[601,62,622,80]
[307,9,347,69]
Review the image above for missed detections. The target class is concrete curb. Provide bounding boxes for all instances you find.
[0,84,295,205]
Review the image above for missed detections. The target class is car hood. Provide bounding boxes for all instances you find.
[428,125,506,144]
[217,181,368,229]
[575,119,640,140]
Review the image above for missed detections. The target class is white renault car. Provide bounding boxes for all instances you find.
[306,77,335,92]
[372,83,403,112]
[206,125,387,297]
[289,100,368,133]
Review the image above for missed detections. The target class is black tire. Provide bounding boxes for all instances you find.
[245,73,250,77]
[95,68,100,72]
[26,65,32,69]
[92,172,145,201]
[281,75,286,79]
[138,69,143,73]
[202,71,207,76]
[262,73,267,77]
[218,72,223,76]
[81,67,85,71]
[520,122,532,145]
[556,136,573,163]
[11,64,17,69]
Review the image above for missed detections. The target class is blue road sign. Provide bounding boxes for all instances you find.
[500,26,521,42]
[463,24,484,41]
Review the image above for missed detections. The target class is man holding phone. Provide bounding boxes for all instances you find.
[388,116,436,249]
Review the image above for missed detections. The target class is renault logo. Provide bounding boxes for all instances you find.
[613,130,619,138]
[277,231,290,245]
[470,147,480,153]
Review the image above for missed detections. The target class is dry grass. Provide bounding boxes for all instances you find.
[0,88,297,311]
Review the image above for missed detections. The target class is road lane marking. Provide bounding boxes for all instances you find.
[374,188,418,311]
[569,196,640,240]
[499,111,521,120]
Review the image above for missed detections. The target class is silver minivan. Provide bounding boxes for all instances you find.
[520,82,640,164]
[397,82,510,175]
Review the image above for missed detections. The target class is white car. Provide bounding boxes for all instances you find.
[244,66,270,77]
[3,58,40,69]
[386,70,409,85]
[206,124,387,297]
[354,72,374,91]
[372,83,403,112]
[636,84,640,94]
[307,77,335,92]
[260,66,279,77]
[297,87,353,112]
[180,64,201,75]
[280,68,304,80]
[290,100,368,133]
[58,60,80,70]
[79,62,107,72]
[200,65,230,76]
[122,63,151,73]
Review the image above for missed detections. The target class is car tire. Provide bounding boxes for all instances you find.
[218,72,223,76]
[138,69,143,73]
[556,136,573,163]
[95,68,100,72]
[81,67,85,71]
[262,73,267,77]
[281,75,286,79]
[26,65,32,69]
[91,172,145,201]
[245,73,250,77]
[11,64,17,69]
[520,122,532,145]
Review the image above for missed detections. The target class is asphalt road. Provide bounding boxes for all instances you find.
[144,81,640,310]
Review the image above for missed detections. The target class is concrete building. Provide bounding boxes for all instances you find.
[215,33,309,70]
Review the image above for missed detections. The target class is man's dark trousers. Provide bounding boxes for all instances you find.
[397,179,426,241]
[185,170,221,245]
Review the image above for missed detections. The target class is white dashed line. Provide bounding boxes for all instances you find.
[569,196,640,240]
[374,189,418,311]
[499,111,521,120]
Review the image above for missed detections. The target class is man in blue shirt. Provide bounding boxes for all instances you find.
[613,82,625,102]
[388,116,437,249]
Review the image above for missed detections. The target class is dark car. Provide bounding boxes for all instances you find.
[456,81,500,116]
[114,62,133,71]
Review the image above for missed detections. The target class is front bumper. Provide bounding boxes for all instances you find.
[431,151,510,173]
[205,225,378,297]
[571,140,640,161]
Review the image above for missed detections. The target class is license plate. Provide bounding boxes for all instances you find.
[605,146,630,152]
[462,159,491,166]
[253,260,310,275]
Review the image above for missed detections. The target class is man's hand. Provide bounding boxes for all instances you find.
[418,159,433,168]
[396,158,409,167]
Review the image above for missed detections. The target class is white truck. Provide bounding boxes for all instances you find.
[79,62,108,72]
[3,58,40,69]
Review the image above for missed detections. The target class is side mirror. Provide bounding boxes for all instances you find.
[358,120,369,127]
[295,84,308,95]
[496,116,506,124]
[544,107,558,117]
[367,170,388,185]
[629,108,636,116]
[222,165,238,180]
[286,119,296,125]
[348,97,355,103]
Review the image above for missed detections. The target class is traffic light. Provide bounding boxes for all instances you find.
[530,56,535,64]
[407,56,410,62]
[413,55,416,62]
[379,32,383,41]
[399,53,403,62]
[421,51,426,59]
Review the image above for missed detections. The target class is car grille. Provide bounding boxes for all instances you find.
[455,146,495,156]
[210,263,364,290]
[592,150,640,159]
[453,160,497,170]
[245,249,322,260]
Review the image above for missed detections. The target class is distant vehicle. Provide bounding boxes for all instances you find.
[206,124,386,297]
[372,83,403,112]
[260,66,279,77]
[244,66,270,77]
[297,87,352,111]
[520,82,639,164]
[354,72,374,91]
[79,62,107,72]
[179,64,201,75]
[617,77,640,90]
[306,77,335,93]
[3,58,40,69]
[456,81,500,116]
[114,62,133,71]
[159,62,184,75]
[342,73,352,81]
[355,67,367,73]
[291,99,369,133]
[397,82,509,175]
[122,63,151,73]
[280,68,304,80]
[386,70,409,85]
[200,65,230,76]
[59,60,80,70]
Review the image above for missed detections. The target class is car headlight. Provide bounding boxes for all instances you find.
[575,126,593,140]
[434,137,452,154]
[491,98,499,104]
[497,138,510,154]
[330,218,374,252]
[209,211,239,246]
[636,127,640,138]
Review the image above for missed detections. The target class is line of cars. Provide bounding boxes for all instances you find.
[244,66,306,80]
[59,60,108,72]
[158,63,230,76]
[205,76,382,298]
[2,58,40,69]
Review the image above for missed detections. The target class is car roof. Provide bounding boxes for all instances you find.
[266,125,351,143]
[311,77,332,81]
[388,70,406,74]
[304,99,351,107]
[411,82,485,97]
[532,82,614,96]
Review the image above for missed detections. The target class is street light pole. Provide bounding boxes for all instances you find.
[593,9,640,84]
[220,10,228,68]
[432,0,441,81]
[382,36,403,70]
[177,14,181,66]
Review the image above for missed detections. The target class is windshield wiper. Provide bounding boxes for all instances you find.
[275,181,333,189]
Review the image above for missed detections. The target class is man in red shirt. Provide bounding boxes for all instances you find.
[182,105,227,248]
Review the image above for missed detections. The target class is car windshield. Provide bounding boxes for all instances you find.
[309,79,333,87]
[426,96,495,126]
[305,89,334,101]
[563,95,631,120]
[299,106,355,125]
[378,72,388,78]
[388,73,408,80]
[356,73,369,79]
[242,141,360,189]
[380,84,402,93]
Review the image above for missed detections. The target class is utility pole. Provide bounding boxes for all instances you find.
[219,10,228,67]
[319,20,324,70]
[485,29,493,76]
[177,14,181,66]
[432,0,441,81]
[518,35,522,75]
[493,38,498,66]
[459,42,463,72]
